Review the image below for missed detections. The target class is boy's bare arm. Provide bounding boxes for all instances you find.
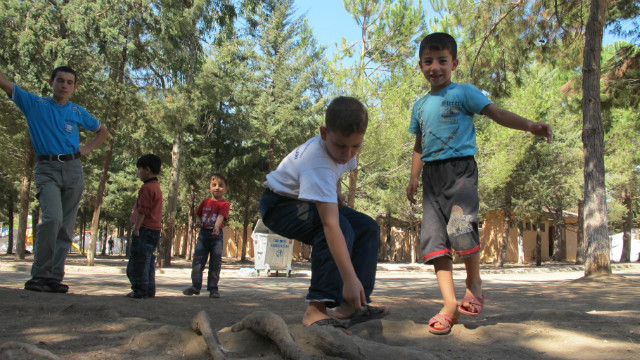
[481,104,552,143]
[134,213,145,236]
[316,201,366,311]
[212,215,225,235]
[0,70,14,98]
[79,124,109,156]
[406,135,424,204]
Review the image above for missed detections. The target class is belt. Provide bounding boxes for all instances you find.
[37,152,81,162]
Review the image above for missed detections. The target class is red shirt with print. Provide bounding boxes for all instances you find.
[196,198,230,229]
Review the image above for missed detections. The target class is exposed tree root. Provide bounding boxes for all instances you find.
[191,310,226,360]
[231,310,310,360]
[0,341,62,360]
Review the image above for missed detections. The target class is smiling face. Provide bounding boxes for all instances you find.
[418,48,459,93]
[209,177,227,201]
[320,126,364,164]
[49,71,78,105]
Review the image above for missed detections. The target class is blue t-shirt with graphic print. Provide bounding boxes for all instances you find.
[408,82,491,162]
[11,84,100,156]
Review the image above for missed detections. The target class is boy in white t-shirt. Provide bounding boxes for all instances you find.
[259,96,386,331]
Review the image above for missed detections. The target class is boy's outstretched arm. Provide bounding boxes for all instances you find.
[481,104,553,143]
[406,135,424,204]
[316,201,366,311]
[0,69,14,98]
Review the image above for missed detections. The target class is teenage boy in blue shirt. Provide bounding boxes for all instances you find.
[0,66,109,293]
[406,33,552,334]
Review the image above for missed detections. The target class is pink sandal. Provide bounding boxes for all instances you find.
[428,313,458,335]
[459,294,484,316]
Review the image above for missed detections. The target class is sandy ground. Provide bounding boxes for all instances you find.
[0,253,639,359]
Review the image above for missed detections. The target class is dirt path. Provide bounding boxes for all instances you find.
[1,254,638,359]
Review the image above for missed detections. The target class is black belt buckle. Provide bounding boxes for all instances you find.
[57,154,65,162]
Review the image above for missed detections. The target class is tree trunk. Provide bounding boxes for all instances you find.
[517,221,525,264]
[269,138,275,172]
[15,146,34,259]
[620,184,632,262]
[576,199,585,264]
[535,225,542,267]
[87,139,114,266]
[347,167,358,208]
[101,222,108,256]
[15,174,31,260]
[7,190,14,254]
[552,207,564,262]
[582,0,611,276]
[187,221,195,261]
[241,206,250,262]
[159,127,182,267]
[181,185,195,257]
[497,188,512,267]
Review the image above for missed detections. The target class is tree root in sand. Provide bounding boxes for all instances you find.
[224,310,434,360]
[0,341,62,360]
[231,310,310,360]
[191,310,227,360]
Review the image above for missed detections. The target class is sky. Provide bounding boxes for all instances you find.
[293,0,625,58]
[293,0,361,57]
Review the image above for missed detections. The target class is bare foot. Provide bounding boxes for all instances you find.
[301,301,330,326]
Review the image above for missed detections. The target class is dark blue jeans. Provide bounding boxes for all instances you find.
[191,228,223,292]
[259,189,380,307]
[126,227,160,297]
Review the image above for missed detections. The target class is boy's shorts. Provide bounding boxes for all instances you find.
[419,156,480,264]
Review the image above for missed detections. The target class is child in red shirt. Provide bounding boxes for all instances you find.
[183,174,230,298]
[126,154,163,299]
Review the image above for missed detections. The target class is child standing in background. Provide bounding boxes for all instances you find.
[127,154,163,299]
[183,174,230,298]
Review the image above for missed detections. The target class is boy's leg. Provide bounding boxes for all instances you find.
[332,207,381,319]
[259,190,337,325]
[207,231,224,293]
[190,231,211,291]
[126,233,143,294]
[433,256,458,314]
[145,230,160,298]
[338,207,379,299]
[51,160,84,284]
[148,253,156,297]
[430,256,459,332]
[133,228,157,297]
[30,162,64,284]
[460,253,483,311]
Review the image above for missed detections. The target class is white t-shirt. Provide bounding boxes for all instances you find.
[264,135,357,203]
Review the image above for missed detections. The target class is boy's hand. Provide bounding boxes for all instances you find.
[212,227,220,236]
[406,178,419,204]
[342,276,366,311]
[529,122,553,143]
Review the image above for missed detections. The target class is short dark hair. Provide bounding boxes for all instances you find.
[419,32,457,60]
[325,96,368,135]
[210,173,227,186]
[50,66,77,83]
[137,154,162,174]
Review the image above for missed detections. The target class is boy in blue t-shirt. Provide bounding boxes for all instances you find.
[406,33,552,335]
